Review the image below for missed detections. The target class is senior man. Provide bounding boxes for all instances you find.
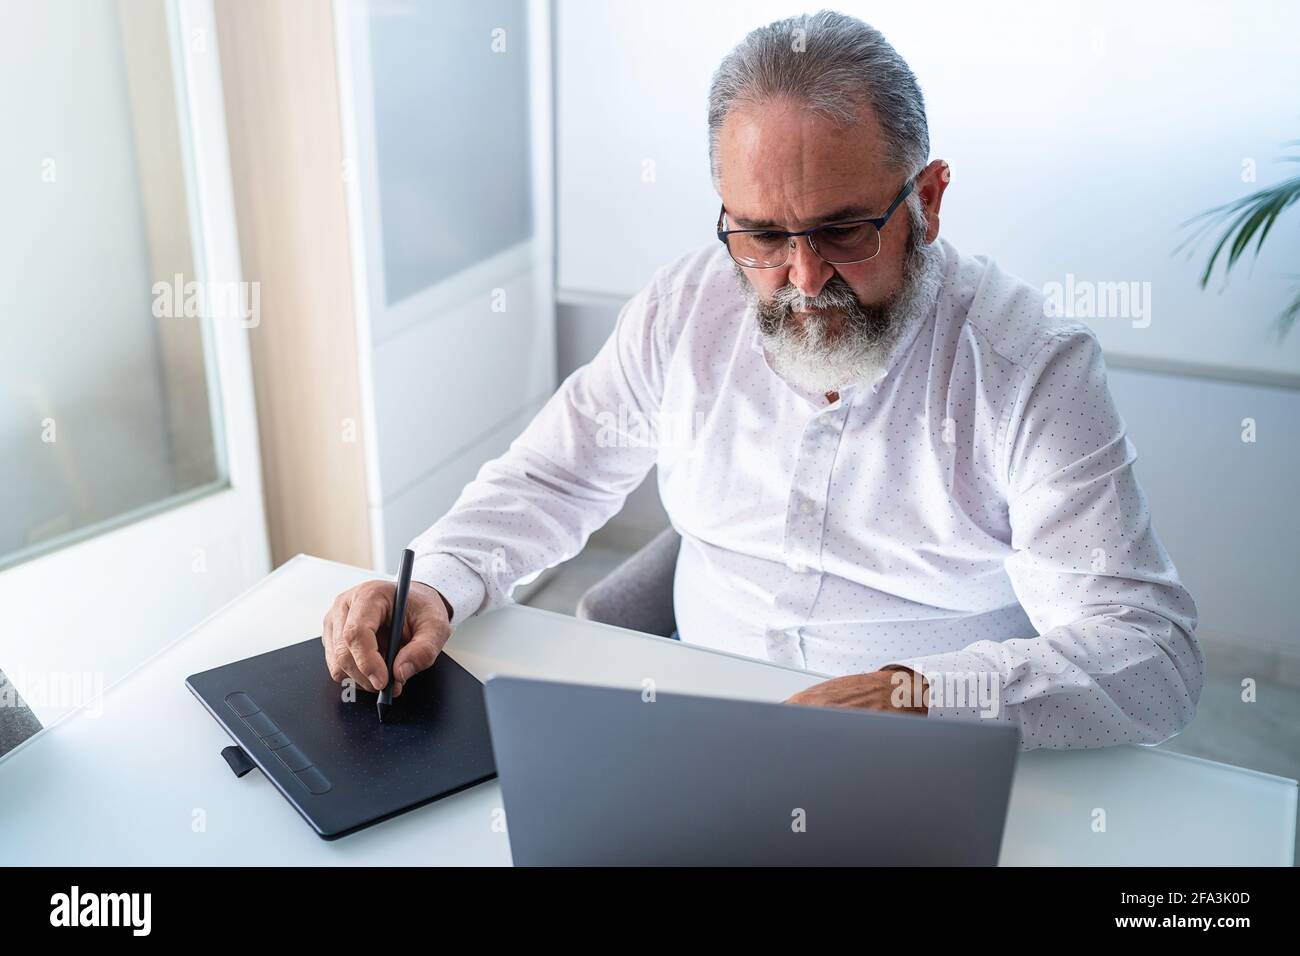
[321,10,1202,750]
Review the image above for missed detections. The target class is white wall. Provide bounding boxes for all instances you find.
[556,0,1300,377]
[1105,368,1299,650]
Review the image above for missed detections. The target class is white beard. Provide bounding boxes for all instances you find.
[747,239,943,395]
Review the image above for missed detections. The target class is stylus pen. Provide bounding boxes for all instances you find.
[377,548,415,723]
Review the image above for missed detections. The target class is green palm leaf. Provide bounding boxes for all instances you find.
[1177,145,1300,339]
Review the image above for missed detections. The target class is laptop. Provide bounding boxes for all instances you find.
[484,675,1018,866]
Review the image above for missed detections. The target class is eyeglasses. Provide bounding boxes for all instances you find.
[716,176,916,269]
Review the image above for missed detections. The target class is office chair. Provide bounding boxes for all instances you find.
[576,526,681,637]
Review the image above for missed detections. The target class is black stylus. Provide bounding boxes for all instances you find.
[377,548,415,723]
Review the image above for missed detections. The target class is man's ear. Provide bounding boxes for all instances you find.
[915,159,951,243]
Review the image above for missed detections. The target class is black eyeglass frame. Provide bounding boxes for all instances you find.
[716,175,917,268]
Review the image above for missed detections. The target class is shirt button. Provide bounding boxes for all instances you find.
[788,560,807,574]
[799,500,813,515]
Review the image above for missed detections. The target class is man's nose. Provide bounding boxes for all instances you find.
[785,235,834,299]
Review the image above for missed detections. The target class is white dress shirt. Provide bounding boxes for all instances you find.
[411,237,1203,750]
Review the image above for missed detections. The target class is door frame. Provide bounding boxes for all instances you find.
[331,0,557,572]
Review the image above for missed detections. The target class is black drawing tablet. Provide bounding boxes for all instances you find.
[186,638,497,840]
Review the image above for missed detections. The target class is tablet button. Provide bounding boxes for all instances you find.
[261,731,292,751]
[224,692,260,718]
[243,711,279,738]
[275,744,312,773]
[295,766,333,795]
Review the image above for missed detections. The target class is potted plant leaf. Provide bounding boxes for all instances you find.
[1178,143,1300,340]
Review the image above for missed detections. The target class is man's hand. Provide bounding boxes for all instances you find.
[321,580,452,698]
[784,666,929,715]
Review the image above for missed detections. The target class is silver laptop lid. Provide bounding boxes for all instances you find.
[484,675,1018,866]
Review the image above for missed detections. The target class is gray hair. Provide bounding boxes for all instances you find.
[707,10,929,190]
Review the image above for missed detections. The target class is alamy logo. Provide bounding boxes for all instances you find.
[49,886,151,936]
[152,273,260,328]
[1041,274,1152,328]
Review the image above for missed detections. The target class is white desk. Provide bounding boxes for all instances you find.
[1,555,1294,865]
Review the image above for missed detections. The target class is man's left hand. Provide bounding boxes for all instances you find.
[784,666,929,715]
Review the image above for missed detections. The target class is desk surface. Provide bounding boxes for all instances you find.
[1,555,1294,865]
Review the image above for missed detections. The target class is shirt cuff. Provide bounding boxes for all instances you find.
[882,650,1016,729]
[410,552,487,625]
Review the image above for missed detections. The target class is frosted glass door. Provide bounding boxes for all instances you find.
[0,0,269,735]
[1,0,225,569]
